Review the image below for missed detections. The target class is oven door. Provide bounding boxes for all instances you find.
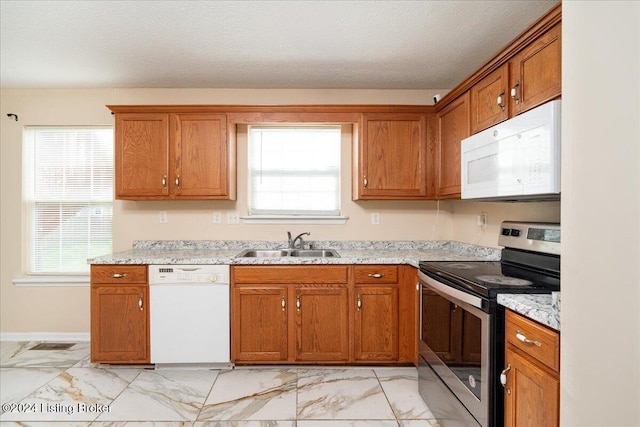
[418,270,492,427]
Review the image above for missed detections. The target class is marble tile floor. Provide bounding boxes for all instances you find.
[0,341,439,427]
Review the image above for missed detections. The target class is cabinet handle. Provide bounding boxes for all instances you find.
[281,295,286,311]
[367,273,384,279]
[363,175,368,189]
[500,364,511,394]
[138,294,144,311]
[497,91,505,111]
[112,273,127,279]
[510,82,520,104]
[175,175,181,189]
[357,294,362,311]
[515,330,542,347]
[162,175,167,188]
[296,295,301,312]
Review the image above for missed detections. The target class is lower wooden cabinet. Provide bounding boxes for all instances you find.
[503,309,560,427]
[231,264,417,364]
[90,265,149,364]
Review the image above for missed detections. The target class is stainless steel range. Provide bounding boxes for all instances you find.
[417,221,560,427]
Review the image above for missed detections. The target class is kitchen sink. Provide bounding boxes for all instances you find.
[236,249,340,258]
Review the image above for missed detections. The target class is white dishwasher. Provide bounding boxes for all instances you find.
[149,265,230,367]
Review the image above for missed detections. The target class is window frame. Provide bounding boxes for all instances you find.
[19,125,114,280]
[245,125,348,223]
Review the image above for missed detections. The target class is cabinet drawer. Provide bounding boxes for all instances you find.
[354,265,398,284]
[91,265,148,284]
[506,310,559,372]
[232,266,349,284]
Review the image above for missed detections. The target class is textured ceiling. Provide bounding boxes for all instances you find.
[0,0,559,89]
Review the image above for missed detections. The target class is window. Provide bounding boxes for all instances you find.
[23,127,113,274]
[248,126,341,216]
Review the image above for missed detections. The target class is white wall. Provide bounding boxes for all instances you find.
[561,2,640,426]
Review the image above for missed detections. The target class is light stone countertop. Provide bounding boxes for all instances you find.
[88,240,501,267]
[497,293,560,331]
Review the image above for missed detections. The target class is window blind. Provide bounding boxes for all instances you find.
[248,126,341,216]
[23,127,114,274]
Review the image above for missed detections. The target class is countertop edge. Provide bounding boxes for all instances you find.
[498,293,560,331]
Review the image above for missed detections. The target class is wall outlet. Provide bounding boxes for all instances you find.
[477,212,488,228]
[227,212,240,224]
[212,212,222,224]
[159,211,168,224]
[371,212,380,225]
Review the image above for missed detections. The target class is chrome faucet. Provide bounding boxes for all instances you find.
[287,231,311,249]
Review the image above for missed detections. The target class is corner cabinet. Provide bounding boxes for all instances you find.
[353,113,428,200]
[436,92,470,199]
[112,109,236,200]
[90,265,149,364]
[502,310,560,427]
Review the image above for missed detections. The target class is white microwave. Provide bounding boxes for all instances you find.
[461,100,561,201]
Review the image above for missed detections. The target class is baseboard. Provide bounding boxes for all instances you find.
[0,332,90,342]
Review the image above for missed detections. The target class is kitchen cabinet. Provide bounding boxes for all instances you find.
[502,310,560,427]
[231,265,349,364]
[90,265,149,364]
[469,23,561,134]
[353,265,399,362]
[436,92,470,199]
[353,113,428,200]
[114,111,235,200]
[232,286,288,362]
[509,23,561,116]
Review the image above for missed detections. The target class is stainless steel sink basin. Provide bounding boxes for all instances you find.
[236,248,340,258]
[289,249,339,257]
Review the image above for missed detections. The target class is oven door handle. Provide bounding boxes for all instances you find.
[418,270,483,309]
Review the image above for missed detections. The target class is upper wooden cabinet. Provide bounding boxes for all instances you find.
[354,113,428,200]
[114,111,235,200]
[470,23,561,134]
[509,23,561,116]
[436,92,470,199]
[470,65,510,134]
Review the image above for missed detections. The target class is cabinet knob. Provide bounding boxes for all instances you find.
[281,295,286,311]
[175,175,181,189]
[138,294,144,311]
[112,273,127,279]
[511,82,520,104]
[161,175,167,188]
[296,295,301,312]
[357,294,362,311]
[497,91,505,111]
[363,175,368,189]
[500,363,511,394]
[367,273,384,279]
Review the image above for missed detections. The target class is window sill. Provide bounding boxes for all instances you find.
[12,275,90,287]
[241,215,349,225]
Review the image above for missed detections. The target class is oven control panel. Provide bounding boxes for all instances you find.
[498,221,560,255]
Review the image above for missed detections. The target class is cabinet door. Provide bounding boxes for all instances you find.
[90,285,149,363]
[357,114,427,199]
[510,23,561,115]
[437,92,470,198]
[354,285,398,361]
[470,65,510,133]
[172,113,230,198]
[115,113,170,199]
[232,286,288,362]
[294,286,349,362]
[504,348,560,427]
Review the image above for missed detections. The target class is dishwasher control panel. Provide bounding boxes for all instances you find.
[149,265,230,285]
